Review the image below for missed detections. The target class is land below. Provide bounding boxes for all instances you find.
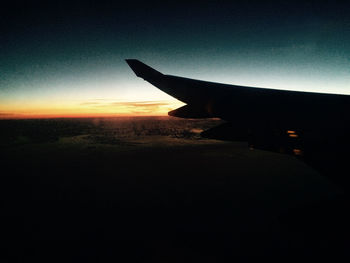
[0,117,347,262]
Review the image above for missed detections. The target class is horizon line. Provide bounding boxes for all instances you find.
[0,113,172,120]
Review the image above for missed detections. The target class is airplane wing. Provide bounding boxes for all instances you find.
[126,59,350,186]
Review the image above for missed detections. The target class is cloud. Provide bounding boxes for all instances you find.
[109,101,170,107]
[79,99,176,115]
[80,100,170,106]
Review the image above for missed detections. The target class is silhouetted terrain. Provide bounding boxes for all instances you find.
[0,117,347,262]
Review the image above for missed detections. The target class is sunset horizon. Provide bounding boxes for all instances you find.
[0,98,185,119]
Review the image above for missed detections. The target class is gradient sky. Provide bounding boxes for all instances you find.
[1,1,350,118]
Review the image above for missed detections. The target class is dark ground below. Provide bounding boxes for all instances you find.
[0,117,348,262]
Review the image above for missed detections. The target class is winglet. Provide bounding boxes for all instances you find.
[125,59,163,81]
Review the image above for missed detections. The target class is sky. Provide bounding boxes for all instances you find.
[1,0,350,118]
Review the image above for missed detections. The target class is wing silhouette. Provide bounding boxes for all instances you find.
[126,59,350,186]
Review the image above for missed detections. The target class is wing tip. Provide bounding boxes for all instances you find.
[125,59,142,77]
[125,59,162,79]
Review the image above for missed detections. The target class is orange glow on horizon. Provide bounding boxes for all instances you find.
[0,99,185,119]
[0,113,169,120]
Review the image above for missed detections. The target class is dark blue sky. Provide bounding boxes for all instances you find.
[1,0,350,117]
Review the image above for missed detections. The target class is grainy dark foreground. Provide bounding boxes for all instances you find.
[0,117,347,262]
